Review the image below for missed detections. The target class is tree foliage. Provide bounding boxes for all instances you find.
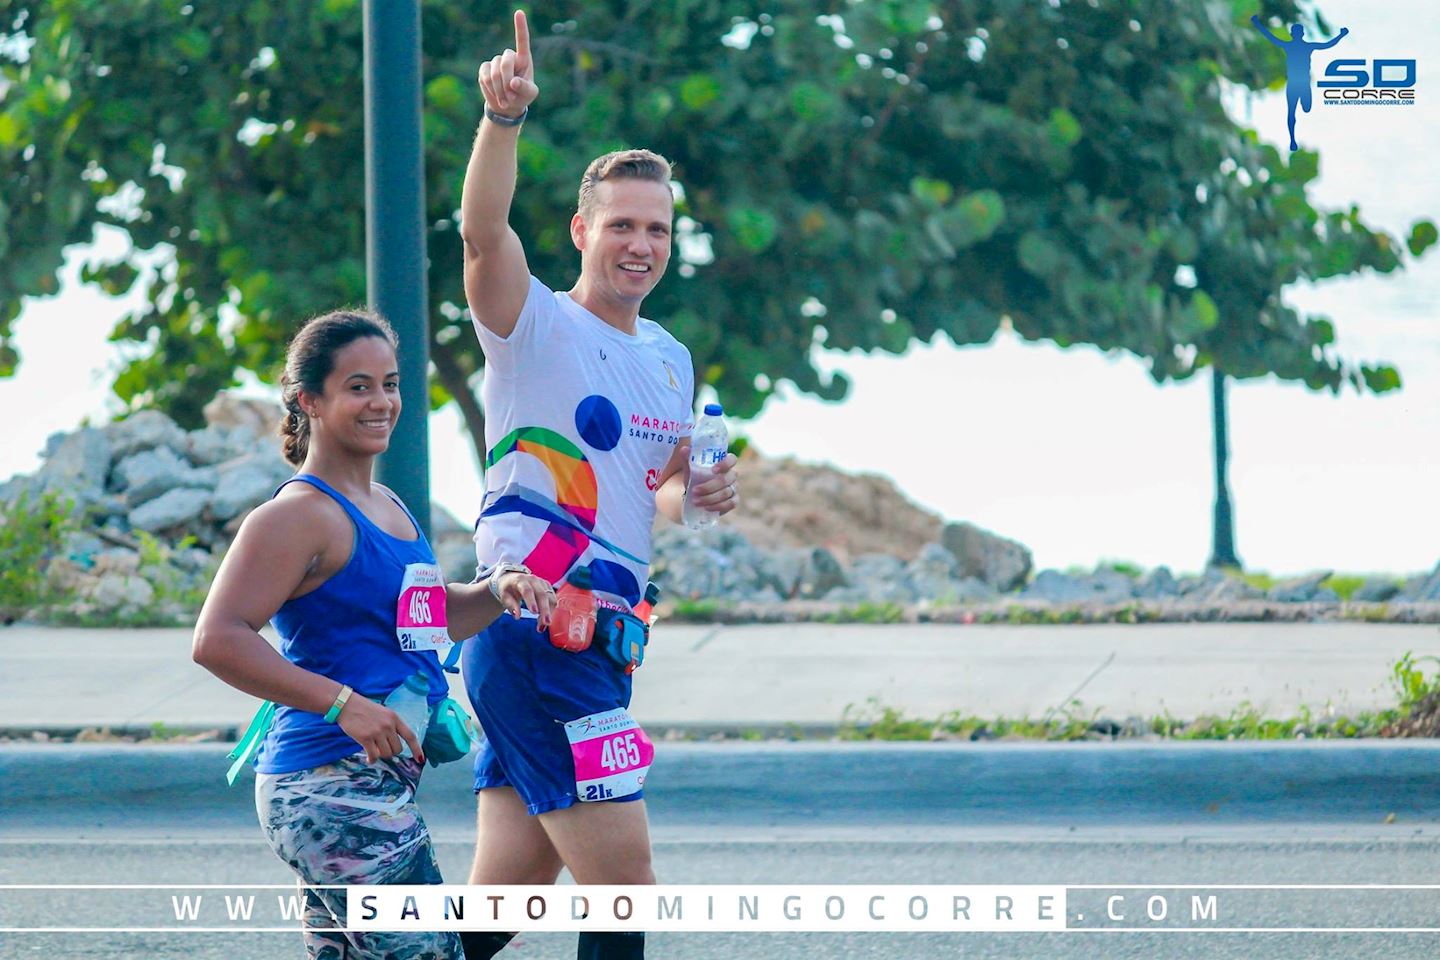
[0,0,1432,454]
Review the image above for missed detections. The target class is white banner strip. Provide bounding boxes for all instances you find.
[347,885,1068,933]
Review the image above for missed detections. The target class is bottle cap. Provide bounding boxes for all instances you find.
[643,582,661,605]
[703,403,723,416]
[567,565,593,589]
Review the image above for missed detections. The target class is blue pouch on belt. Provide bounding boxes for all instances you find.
[597,611,649,674]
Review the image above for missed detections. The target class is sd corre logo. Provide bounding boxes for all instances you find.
[1250,14,1417,151]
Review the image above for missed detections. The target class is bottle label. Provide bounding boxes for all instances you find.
[564,707,655,802]
[690,446,727,468]
[396,562,451,653]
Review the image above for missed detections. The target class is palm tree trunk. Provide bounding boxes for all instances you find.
[431,338,487,473]
[1209,367,1241,569]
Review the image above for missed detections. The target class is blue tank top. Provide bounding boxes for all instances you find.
[255,474,449,774]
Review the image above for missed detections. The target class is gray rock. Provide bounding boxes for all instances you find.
[825,580,917,606]
[797,547,848,599]
[905,547,967,603]
[115,447,212,507]
[106,409,187,460]
[38,427,112,496]
[92,549,141,577]
[909,543,960,579]
[211,456,284,521]
[1121,715,1151,738]
[909,571,959,603]
[851,552,906,583]
[1135,566,1180,599]
[203,392,284,441]
[1021,569,1135,604]
[749,586,785,605]
[129,488,211,532]
[1402,563,1440,602]
[0,473,42,505]
[1188,573,1265,603]
[1268,571,1336,604]
[186,425,249,467]
[1352,577,1402,603]
[766,548,810,599]
[940,521,1032,591]
[61,531,107,567]
[949,577,998,603]
[89,572,155,612]
[649,526,774,602]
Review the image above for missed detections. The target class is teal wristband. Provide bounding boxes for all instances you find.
[323,685,353,723]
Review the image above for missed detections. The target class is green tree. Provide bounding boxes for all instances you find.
[1,0,1432,495]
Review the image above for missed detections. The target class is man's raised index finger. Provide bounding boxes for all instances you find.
[514,10,530,60]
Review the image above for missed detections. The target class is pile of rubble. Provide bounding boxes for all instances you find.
[1,397,295,622]
[2,396,1437,625]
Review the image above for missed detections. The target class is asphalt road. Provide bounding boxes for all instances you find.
[9,742,1440,958]
[6,829,1440,959]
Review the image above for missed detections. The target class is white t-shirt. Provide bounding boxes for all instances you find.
[472,276,694,612]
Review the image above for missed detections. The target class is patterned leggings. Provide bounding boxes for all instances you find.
[256,754,462,960]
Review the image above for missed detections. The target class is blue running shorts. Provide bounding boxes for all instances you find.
[461,613,645,815]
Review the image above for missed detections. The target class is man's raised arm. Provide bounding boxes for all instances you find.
[1317,26,1349,50]
[1249,15,1285,47]
[461,10,539,339]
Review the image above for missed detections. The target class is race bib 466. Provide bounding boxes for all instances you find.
[396,562,450,652]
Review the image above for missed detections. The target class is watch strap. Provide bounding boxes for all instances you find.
[484,105,528,127]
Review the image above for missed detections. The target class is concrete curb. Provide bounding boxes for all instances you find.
[9,741,1440,832]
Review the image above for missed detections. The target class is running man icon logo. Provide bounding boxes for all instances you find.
[1249,15,1350,151]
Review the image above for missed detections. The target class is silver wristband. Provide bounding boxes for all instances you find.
[485,561,531,601]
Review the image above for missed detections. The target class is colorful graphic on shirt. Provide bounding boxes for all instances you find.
[575,395,622,451]
[482,420,646,601]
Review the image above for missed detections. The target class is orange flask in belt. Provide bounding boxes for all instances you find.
[549,565,596,652]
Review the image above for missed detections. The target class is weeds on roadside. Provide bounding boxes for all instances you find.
[0,490,78,621]
[829,601,906,624]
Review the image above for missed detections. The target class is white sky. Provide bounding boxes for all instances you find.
[3,0,1436,577]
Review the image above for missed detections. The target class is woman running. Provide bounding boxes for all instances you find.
[194,310,556,960]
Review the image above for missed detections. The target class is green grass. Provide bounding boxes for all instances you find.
[668,598,724,621]
[1234,569,1278,592]
[828,601,906,624]
[837,654,1440,742]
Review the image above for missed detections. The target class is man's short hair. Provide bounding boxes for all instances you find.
[577,149,673,220]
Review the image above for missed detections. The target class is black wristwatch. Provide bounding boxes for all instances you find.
[484,105,528,127]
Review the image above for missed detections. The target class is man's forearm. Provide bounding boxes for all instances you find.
[656,473,686,525]
[460,118,522,254]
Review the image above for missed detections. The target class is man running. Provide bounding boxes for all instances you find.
[455,11,740,959]
[1250,15,1349,151]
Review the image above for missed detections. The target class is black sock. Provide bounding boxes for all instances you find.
[460,930,516,959]
[577,931,645,960]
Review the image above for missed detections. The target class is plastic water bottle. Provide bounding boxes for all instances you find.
[684,403,727,531]
[382,672,431,759]
[549,565,597,652]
